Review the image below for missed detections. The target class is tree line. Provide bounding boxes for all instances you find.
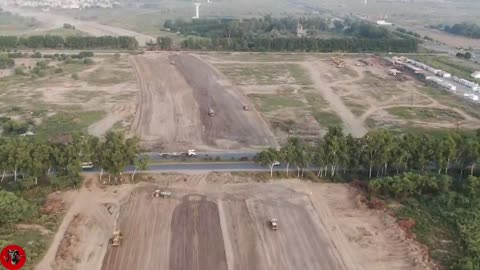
[430,22,480,39]
[0,35,138,49]
[0,132,148,189]
[163,16,418,53]
[180,36,417,53]
[255,127,480,178]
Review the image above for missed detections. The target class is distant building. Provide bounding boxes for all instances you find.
[472,71,480,79]
[376,20,393,26]
[296,23,307,38]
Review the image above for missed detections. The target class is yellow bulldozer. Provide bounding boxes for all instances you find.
[110,230,124,246]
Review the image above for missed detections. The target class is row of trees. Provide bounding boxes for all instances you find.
[163,16,417,53]
[255,127,480,178]
[0,132,147,188]
[0,35,138,49]
[181,36,418,53]
[430,22,480,39]
[166,16,405,40]
[369,173,480,270]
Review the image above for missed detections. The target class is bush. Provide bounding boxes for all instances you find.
[14,67,26,75]
[78,51,94,58]
[36,60,48,69]
[83,58,94,65]
[2,119,28,135]
[0,191,33,225]
[71,73,79,80]
[31,51,42,58]
[54,68,63,74]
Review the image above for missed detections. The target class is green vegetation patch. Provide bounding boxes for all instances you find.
[218,63,311,85]
[86,68,134,86]
[417,85,480,120]
[387,107,465,122]
[35,110,104,138]
[35,27,90,37]
[250,94,304,112]
[395,198,461,267]
[305,93,342,128]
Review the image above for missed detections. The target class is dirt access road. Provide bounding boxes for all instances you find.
[3,6,154,45]
[130,52,277,151]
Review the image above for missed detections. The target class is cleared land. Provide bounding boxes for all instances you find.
[201,52,480,139]
[36,173,436,270]
[129,52,277,151]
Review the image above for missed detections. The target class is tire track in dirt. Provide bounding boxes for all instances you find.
[302,61,368,137]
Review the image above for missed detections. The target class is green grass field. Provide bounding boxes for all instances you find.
[34,110,104,138]
[387,107,465,122]
[217,63,312,85]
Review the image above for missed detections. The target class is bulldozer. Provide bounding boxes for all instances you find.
[330,57,345,68]
[110,230,123,246]
[269,218,278,230]
[208,108,215,117]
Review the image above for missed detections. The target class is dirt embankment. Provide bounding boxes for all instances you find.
[130,52,277,151]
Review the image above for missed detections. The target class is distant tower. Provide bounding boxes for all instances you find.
[193,3,201,19]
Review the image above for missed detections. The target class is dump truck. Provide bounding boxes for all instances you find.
[110,230,123,246]
[269,218,278,230]
[208,108,215,117]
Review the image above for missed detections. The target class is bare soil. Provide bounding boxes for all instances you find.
[129,52,277,151]
[37,173,437,270]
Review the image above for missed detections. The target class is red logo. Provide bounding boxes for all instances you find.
[1,245,26,270]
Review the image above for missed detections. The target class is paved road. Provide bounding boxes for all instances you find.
[145,151,259,162]
[83,161,288,174]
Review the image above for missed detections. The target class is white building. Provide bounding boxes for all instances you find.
[376,20,393,26]
[472,71,480,79]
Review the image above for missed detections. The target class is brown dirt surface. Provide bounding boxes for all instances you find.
[129,52,277,151]
[35,173,437,270]
[169,195,228,270]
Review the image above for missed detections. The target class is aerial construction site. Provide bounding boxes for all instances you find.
[35,174,435,270]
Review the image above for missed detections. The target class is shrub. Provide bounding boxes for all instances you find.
[71,73,79,80]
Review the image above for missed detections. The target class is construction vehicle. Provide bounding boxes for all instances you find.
[269,218,278,230]
[110,230,123,246]
[208,108,215,117]
[330,57,345,68]
[152,190,172,198]
[81,162,93,169]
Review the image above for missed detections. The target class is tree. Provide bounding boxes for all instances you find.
[100,132,139,183]
[0,191,33,225]
[254,148,279,177]
[132,154,149,181]
[280,137,297,177]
